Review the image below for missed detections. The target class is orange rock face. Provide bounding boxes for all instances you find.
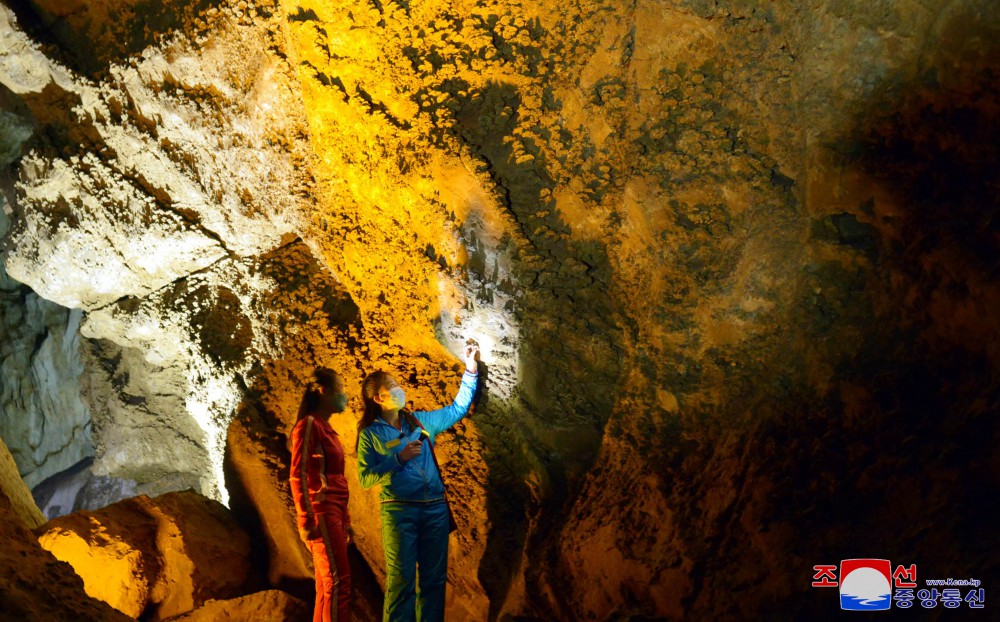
[162,590,309,622]
[0,487,132,622]
[35,491,251,620]
[1,0,999,620]
[225,402,314,593]
[0,436,45,529]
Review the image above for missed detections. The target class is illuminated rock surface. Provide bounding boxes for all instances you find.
[35,490,250,620]
[0,436,131,622]
[0,0,998,620]
[0,434,44,530]
[0,194,93,490]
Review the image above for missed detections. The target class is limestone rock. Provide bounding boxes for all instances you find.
[0,298,93,488]
[31,457,139,520]
[79,336,215,499]
[0,465,131,621]
[0,187,93,489]
[0,3,308,310]
[36,490,250,620]
[1,0,998,619]
[162,590,309,622]
[0,137,95,494]
[1,0,316,503]
[224,403,313,593]
[0,433,44,530]
[36,496,158,618]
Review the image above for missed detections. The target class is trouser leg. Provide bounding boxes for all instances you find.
[382,503,419,622]
[415,502,450,622]
[308,513,352,622]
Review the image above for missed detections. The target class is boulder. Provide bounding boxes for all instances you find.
[162,590,308,622]
[31,457,139,520]
[0,456,131,621]
[36,490,250,620]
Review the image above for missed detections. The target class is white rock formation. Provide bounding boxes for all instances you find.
[1,185,94,489]
[0,3,316,502]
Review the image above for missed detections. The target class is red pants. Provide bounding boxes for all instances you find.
[305,513,351,622]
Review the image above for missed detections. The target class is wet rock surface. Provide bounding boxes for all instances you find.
[0,0,998,620]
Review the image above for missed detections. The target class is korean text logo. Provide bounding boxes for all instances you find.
[811,559,985,611]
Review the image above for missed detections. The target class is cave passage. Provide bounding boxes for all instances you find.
[1,0,999,621]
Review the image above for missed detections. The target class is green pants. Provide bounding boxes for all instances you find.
[380,501,450,622]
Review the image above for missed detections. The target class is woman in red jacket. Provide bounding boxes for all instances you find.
[290,367,353,622]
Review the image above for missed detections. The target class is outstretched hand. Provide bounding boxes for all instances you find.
[464,343,480,372]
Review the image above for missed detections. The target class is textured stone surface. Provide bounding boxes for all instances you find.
[31,457,139,520]
[163,590,309,622]
[0,3,306,310]
[0,454,132,622]
[0,0,315,502]
[0,290,92,489]
[0,433,44,529]
[36,490,250,620]
[0,181,93,489]
[1,0,998,620]
[224,403,314,594]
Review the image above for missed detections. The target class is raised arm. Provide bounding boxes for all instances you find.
[416,370,479,437]
[357,427,404,489]
[417,344,480,437]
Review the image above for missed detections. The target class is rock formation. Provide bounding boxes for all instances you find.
[35,490,251,620]
[0,0,998,620]
[0,435,132,622]
[31,457,139,520]
[0,194,93,490]
[162,590,309,622]
[0,434,44,529]
[224,402,314,594]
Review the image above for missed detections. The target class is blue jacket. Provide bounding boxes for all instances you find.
[358,370,478,502]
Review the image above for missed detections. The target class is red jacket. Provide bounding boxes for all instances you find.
[289,415,350,531]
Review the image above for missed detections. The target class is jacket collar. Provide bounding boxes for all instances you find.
[372,416,408,432]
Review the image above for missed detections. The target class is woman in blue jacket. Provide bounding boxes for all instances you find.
[356,343,479,622]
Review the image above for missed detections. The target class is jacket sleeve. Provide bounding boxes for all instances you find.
[357,427,403,490]
[416,370,478,437]
[331,434,351,528]
[289,417,321,530]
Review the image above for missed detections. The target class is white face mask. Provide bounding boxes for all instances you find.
[385,387,406,410]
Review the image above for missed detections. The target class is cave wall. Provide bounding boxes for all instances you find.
[0,260,92,490]
[0,0,998,620]
[275,0,1000,618]
[0,0,314,501]
[0,102,93,491]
